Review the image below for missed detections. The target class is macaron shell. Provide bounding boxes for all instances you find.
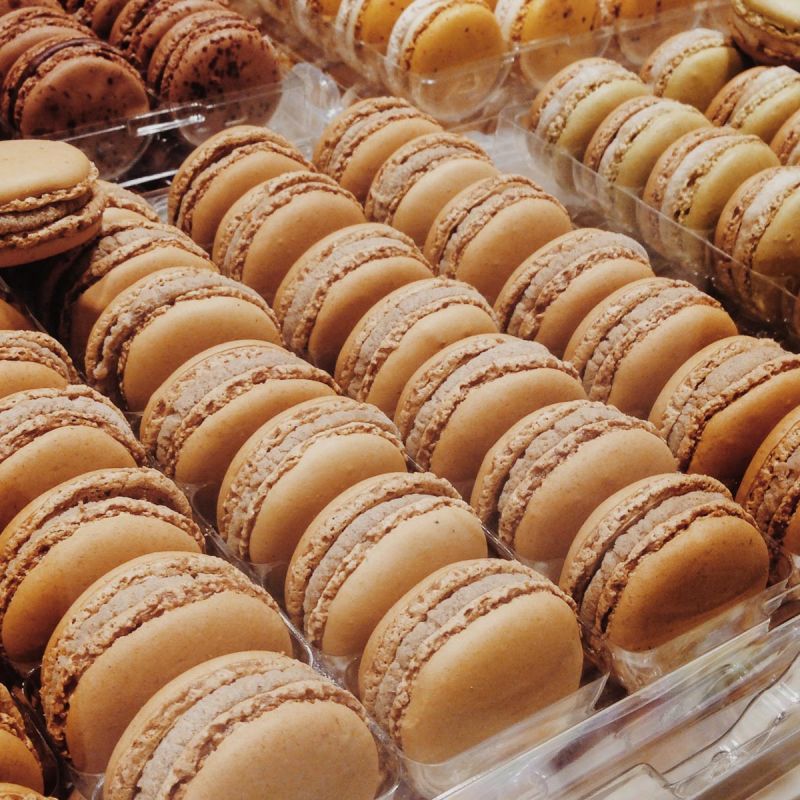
[748,182,800,277]
[0,298,32,331]
[735,79,800,143]
[0,731,42,792]
[0,361,70,399]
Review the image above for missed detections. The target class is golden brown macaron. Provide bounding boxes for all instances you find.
[97,181,159,223]
[0,467,204,665]
[772,106,800,163]
[395,333,586,497]
[359,558,583,762]
[650,335,800,489]
[560,473,769,657]
[0,686,43,792]
[730,0,800,69]
[40,552,292,773]
[0,331,78,400]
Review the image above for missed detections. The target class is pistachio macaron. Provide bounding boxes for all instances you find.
[730,0,800,69]
[334,278,498,417]
[0,331,78,400]
[560,473,769,656]
[0,467,204,665]
[40,552,292,773]
[0,686,43,792]
[286,471,487,656]
[84,267,282,411]
[359,558,583,762]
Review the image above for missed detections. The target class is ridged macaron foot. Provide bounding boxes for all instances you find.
[395,333,585,496]
[706,66,800,144]
[285,471,487,656]
[365,132,498,247]
[274,223,433,372]
[217,396,407,566]
[0,330,78,400]
[103,651,384,800]
[140,340,338,494]
[168,125,311,251]
[730,0,800,69]
[559,473,769,657]
[84,266,282,411]
[0,467,204,665]
[529,58,649,161]
[650,335,800,489]
[494,228,653,358]
[0,785,53,800]
[639,28,746,112]
[359,558,583,762]
[564,277,737,419]
[0,686,43,792]
[0,141,104,268]
[772,106,800,164]
[0,386,145,532]
[471,400,676,569]
[334,278,498,417]
[40,551,292,773]
[1,36,149,137]
[312,96,442,203]
[423,174,572,304]
[96,181,159,223]
[212,171,366,305]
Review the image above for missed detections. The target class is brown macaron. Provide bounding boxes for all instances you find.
[395,333,586,497]
[359,558,583,762]
[274,223,433,372]
[84,267,282,411]
[217,396,408,566]
[334,278,499,417]
[0,467,204,665]
[564,277,738,419]
[560,473,769,656]
[0,331,78,400]
[650,335,800,489]
[285,471,488,656]
[0,685,43,792]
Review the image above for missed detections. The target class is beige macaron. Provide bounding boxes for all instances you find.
[772,107,800,164]
[0,686,43,793]
[730,0,800,69]
[0,331,78,400]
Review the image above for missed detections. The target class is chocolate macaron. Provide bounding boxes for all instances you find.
[0,686,43,792]
[0,331,78,400]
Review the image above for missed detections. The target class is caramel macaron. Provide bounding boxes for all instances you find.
[84,267,282,411]
[140,340,337,493]
[560,473,769,656]
[565,277,737,419]
[334,278,498,417]
[650,335,800,489]
[396,333,586,497]
[359,558,583,762]
[472,400,676,568]
[213,171,366,304]
[41,552,292,773]
[0,331,78,400]
[0,467,204,665]
[365,132,498,247]
[218,396,407,566]
[286,472,487,656]
[0,686,43,792]
[494,228,653,358]
[772,106,800,163]
[104,652,383,800]
[730,0,800,69]
[274,224,433,372]
[423,174,572,304]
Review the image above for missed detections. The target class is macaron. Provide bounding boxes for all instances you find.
[140,340,337,493]
[471,400,676,568]
[103,651,383,800]
[286,471,488,656]
[0,686,43,792]
[274,224,433,372]
[564,277,737,419]
[212,171,366,304]
[0,140,104,268]
[650,335,800,488]
[730,0,800,69]
[771,107,800,163]
[598,0,694,20]
[0,331,78,400]
[0,467,204,665]
[74,0,130,36]
[84,267,282,411]
[0,287,32,331]
[359,558,583,762]
[0,386,145,532]
[294,0,346,47]
[494,228,654,358]
[168,125,311,251]
[1,36,149,136]
[312,96,442,203]
[334,278,498,417]
[41,552,292,773]
[738,405,800,555]
[529,58,649,161]
[0,0,60,12]
[0,786,52,800]
[559,473,770,656]
[217,396,408,565]
[97,181,159,223]
[639,28,746,112]
[423,174,572,304]
[706,66,800,144]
